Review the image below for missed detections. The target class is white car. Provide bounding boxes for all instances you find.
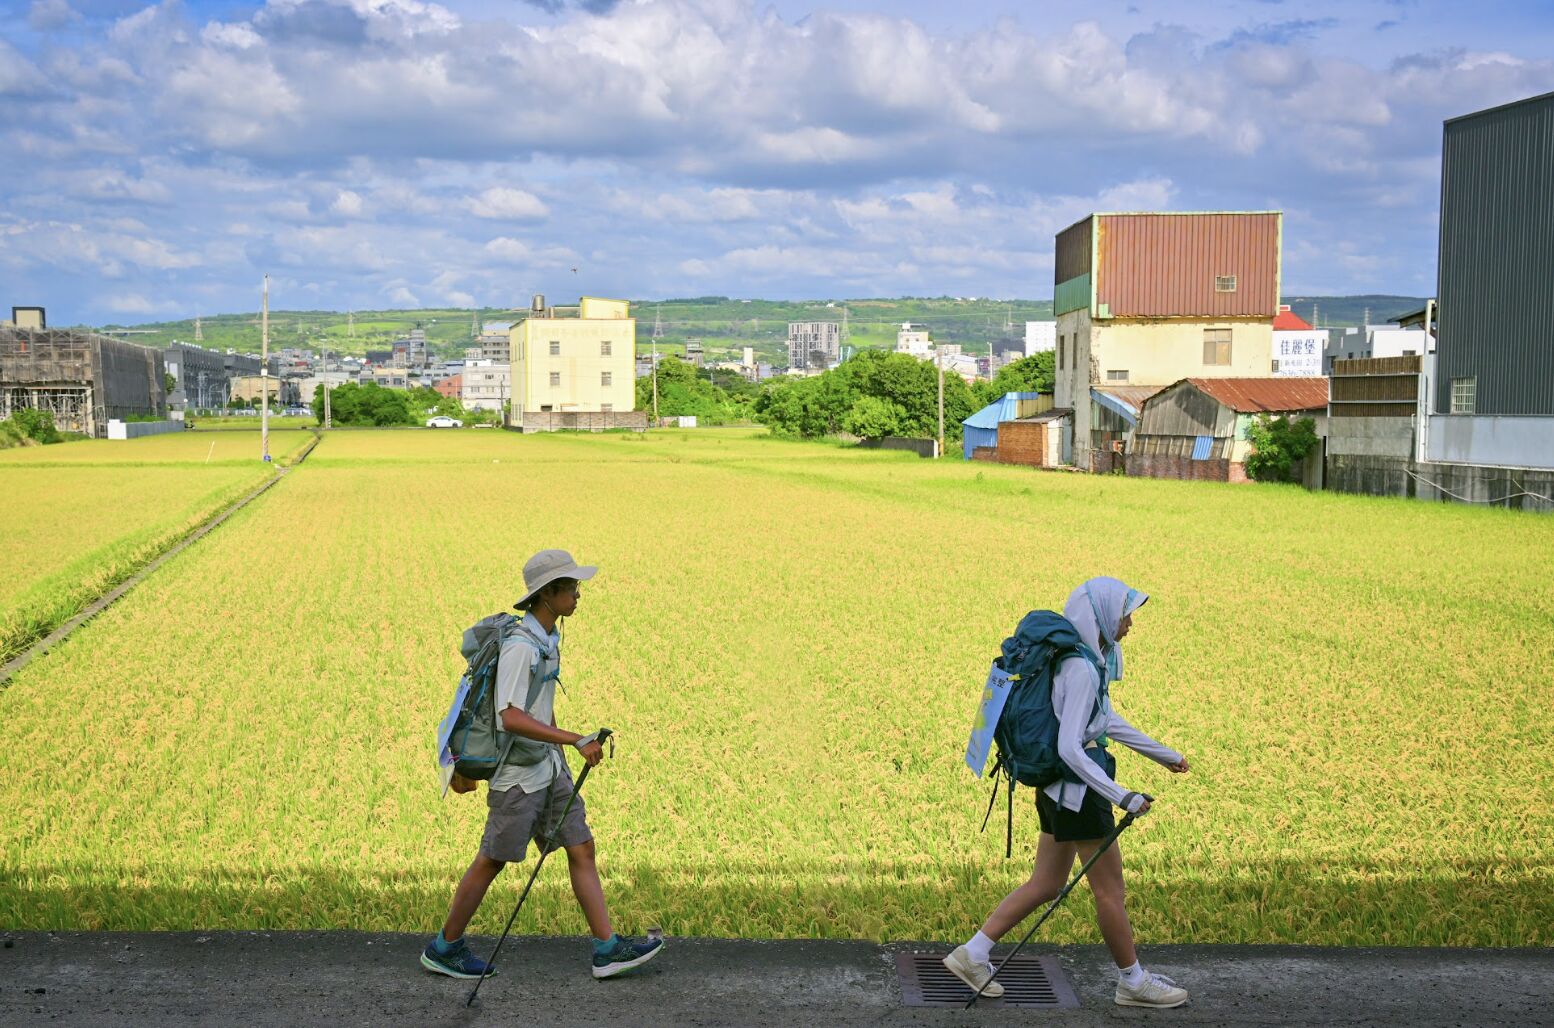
[426,415,463,428]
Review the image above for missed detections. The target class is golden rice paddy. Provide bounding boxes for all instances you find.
[1,428,1550,946]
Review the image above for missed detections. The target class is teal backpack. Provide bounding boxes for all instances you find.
[981,610,1107,855]
[444,613,559,782]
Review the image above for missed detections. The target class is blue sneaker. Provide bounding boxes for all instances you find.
[591,935,663,979]
[420,938,494,980]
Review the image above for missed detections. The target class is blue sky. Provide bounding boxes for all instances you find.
[3,0,1551,325]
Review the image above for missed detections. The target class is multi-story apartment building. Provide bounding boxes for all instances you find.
[1052,211,1281,470]
[510,297,636,416]
[460,360,510,412]
[895,323,932,357]
[787,321,841,370]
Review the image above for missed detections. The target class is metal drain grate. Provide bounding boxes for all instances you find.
[896,951,1079,1009]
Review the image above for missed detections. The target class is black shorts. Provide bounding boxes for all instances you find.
[1035,750,1118,842]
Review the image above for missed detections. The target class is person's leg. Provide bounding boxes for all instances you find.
[979,832,1076,940]
[441,853,506,942]
[1074,837,1135,968]
[563,838,613,942]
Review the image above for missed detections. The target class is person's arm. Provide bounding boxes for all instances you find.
[1106,710,1184,768]
[492,638,602,763]
[1054,659,1145,811]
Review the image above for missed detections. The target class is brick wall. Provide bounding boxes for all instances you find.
[1126,452,1251,483]
[994,421,1052,467]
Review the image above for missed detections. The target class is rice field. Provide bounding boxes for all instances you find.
[0,434,292,662]
[1,428,1551,947]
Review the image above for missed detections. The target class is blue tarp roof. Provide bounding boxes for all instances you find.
[962,392,1043,430]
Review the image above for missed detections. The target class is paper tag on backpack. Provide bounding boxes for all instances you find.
[964,662,1014,778]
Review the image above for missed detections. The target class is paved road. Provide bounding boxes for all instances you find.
[3,932,1551,1027]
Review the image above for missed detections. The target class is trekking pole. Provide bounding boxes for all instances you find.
[964,794,1150,1008]
[466,728,613,1007]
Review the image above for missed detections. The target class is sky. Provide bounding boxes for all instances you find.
[3,0,1551,325]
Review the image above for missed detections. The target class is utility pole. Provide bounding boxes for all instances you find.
[322,346,332,429]
[194,315,203,342]
[936,349,945,459]
[260,275,271,463]
[652,306,662,422]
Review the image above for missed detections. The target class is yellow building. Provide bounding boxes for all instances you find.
[510,297,636,417]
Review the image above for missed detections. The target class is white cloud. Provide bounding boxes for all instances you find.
[466,188,550,220]
[330,190,365,217]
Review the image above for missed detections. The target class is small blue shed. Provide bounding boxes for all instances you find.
[962,392,1048,459]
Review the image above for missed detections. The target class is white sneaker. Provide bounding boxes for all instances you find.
[942,945,1005,999]
[1115,971,1189,1008]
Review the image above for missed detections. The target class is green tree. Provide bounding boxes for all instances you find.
[314,381,418,426]
[11,408,61,444]
[1245,415,1320,483]
[635,357,735,422]
[975,352,1055,404]
[842,395,905,440]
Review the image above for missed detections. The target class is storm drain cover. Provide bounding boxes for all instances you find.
[895,951,1079,1009]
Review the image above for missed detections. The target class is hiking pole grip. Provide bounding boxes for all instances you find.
[965,812,1141,1009]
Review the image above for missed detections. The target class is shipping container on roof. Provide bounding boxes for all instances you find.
[1054,212,1281,319]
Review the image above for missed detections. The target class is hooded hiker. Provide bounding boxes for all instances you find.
[423,549,663,982]
[946,576,1192,1009]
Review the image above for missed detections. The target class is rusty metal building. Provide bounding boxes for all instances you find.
[1129,376,1327,485]
[0,326,166,436]
[1052,211,1283,472]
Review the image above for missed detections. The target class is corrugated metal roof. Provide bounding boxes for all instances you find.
[1015,407,1073,423]
[962,391,1043,430]
[1183,377,1329,412]
[1091,385,1166,415]
[1095,212,1281,318]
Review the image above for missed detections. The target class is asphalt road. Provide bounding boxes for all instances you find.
[3,932,1551,1027]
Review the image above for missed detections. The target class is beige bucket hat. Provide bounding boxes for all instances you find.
[515,548,598,608]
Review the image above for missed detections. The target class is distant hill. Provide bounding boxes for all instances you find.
[1280,295,1428,329]
[91,294,1429,362]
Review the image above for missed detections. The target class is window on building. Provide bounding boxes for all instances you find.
[601,371,612,387]
[550,371,561,387]
[1450,377,1476,414]
[600,403,613,413]
[1214,275,1237,293]
[549,341,561,356]
[1271,360,1280,373]
[600,340,612,357]
[1106,369,1128,382]
[1203,328,1232,366]
[1058,335,1065,370]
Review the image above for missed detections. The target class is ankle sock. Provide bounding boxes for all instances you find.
[965,931,995,965]
[433,930,459,955]
[592,934,619,955]
[1118,961,1146,988]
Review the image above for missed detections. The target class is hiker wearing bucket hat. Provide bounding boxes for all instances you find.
[946,577,1192,1009]
[423,549,663,983]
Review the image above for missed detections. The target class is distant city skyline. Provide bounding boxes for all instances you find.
[2,0,1551,324]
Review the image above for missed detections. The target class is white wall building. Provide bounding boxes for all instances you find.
[787,321,841,369]
[895,323,933,357]
[1024,321,1056,355]
[1324,326,1433,374]
[461,359,511,412]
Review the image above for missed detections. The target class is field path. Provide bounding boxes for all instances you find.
[2,932,1550,1026]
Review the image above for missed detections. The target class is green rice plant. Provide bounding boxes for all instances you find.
[0,465,273,663]
[0,429,1549,946]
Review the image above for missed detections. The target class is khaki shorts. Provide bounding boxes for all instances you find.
[480,767,593,863]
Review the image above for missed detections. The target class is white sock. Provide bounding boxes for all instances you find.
[965,931,995,964]
[1118,961,1146,987]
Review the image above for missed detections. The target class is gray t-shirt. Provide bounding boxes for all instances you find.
[489,617,565,794]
